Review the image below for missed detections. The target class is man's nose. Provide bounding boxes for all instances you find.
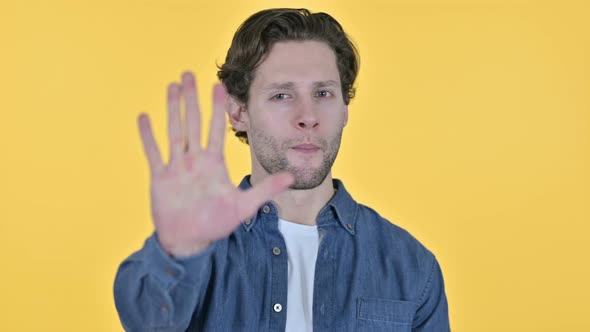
[295,99,319,130]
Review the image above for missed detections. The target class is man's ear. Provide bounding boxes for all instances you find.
[226,96,249,132]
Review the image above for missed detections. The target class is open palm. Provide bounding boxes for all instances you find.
[137,72,293,257]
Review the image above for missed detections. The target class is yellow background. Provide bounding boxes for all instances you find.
[1,0,589,330]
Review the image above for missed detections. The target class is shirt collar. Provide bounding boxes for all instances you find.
[238,175,358,235]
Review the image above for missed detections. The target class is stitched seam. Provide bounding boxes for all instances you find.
[417,256,436,306]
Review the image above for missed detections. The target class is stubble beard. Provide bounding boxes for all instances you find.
[250,127,343,190]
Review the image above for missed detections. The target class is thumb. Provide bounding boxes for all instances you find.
[238,172,294,216]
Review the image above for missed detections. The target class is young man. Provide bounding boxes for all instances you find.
[114,8,450,332]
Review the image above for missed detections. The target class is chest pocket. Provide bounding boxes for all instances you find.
[356,297,417,332]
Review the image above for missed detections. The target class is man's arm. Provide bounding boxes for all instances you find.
[413,257,451,331]
[114,234,215,332]
[113,72,293,331]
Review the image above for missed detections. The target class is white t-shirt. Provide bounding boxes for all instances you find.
[277,218,320,332]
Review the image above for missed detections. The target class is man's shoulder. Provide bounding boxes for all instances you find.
[354,203,435,263]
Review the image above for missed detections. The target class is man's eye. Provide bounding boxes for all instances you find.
[272,93,288,100]
[316,90,332,98]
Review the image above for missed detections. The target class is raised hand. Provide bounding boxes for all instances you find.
[137,72,293,258]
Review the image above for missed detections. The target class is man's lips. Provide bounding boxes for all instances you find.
[291,143,320,151]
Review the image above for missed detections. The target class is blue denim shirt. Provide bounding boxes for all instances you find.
[114,176,450,331]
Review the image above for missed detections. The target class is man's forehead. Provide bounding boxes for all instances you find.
[261,40,335,64]
[261,80,340,91]
[252,40,340,88]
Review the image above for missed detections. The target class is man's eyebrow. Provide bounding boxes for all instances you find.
[262,80,340,91]
[262,82,296,91]
[313,80,340,88]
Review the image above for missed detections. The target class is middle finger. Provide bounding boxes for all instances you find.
[167,82,184,165]
[182,71,202,154]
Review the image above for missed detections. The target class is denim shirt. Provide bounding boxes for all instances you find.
[114,176,450,331]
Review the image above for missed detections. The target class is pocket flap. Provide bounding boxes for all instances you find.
[357,297,417,324]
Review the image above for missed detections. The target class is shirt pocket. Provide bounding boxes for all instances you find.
[356,297,417,332]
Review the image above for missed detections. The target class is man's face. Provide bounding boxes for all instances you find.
[245,40,348,190]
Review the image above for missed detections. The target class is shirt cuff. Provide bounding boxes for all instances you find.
[143,232,216,290]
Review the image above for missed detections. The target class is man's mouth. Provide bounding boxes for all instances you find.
[291,143,320,152]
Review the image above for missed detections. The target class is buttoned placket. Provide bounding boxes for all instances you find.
[312,223,337,330]
[259,203,289,332]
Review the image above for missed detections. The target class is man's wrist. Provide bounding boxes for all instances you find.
[162,240,212,259]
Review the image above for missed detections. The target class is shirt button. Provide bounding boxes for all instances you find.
[165,269,175,277]
[160,306,168,312]
[273,303,282,312]
[263,205,271,213]
[245,218,252,225]
[346,223,353,230]
[272,247,281,255]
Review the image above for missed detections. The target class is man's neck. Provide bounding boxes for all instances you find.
[250,172,335,226]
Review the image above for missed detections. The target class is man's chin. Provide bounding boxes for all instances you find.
[289,182,323,190]
[287,168,330,190]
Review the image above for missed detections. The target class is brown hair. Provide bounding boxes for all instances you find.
[217,8,360,144]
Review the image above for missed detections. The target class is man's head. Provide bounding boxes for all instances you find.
[217,8,359,189]
[218,8,359,144]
